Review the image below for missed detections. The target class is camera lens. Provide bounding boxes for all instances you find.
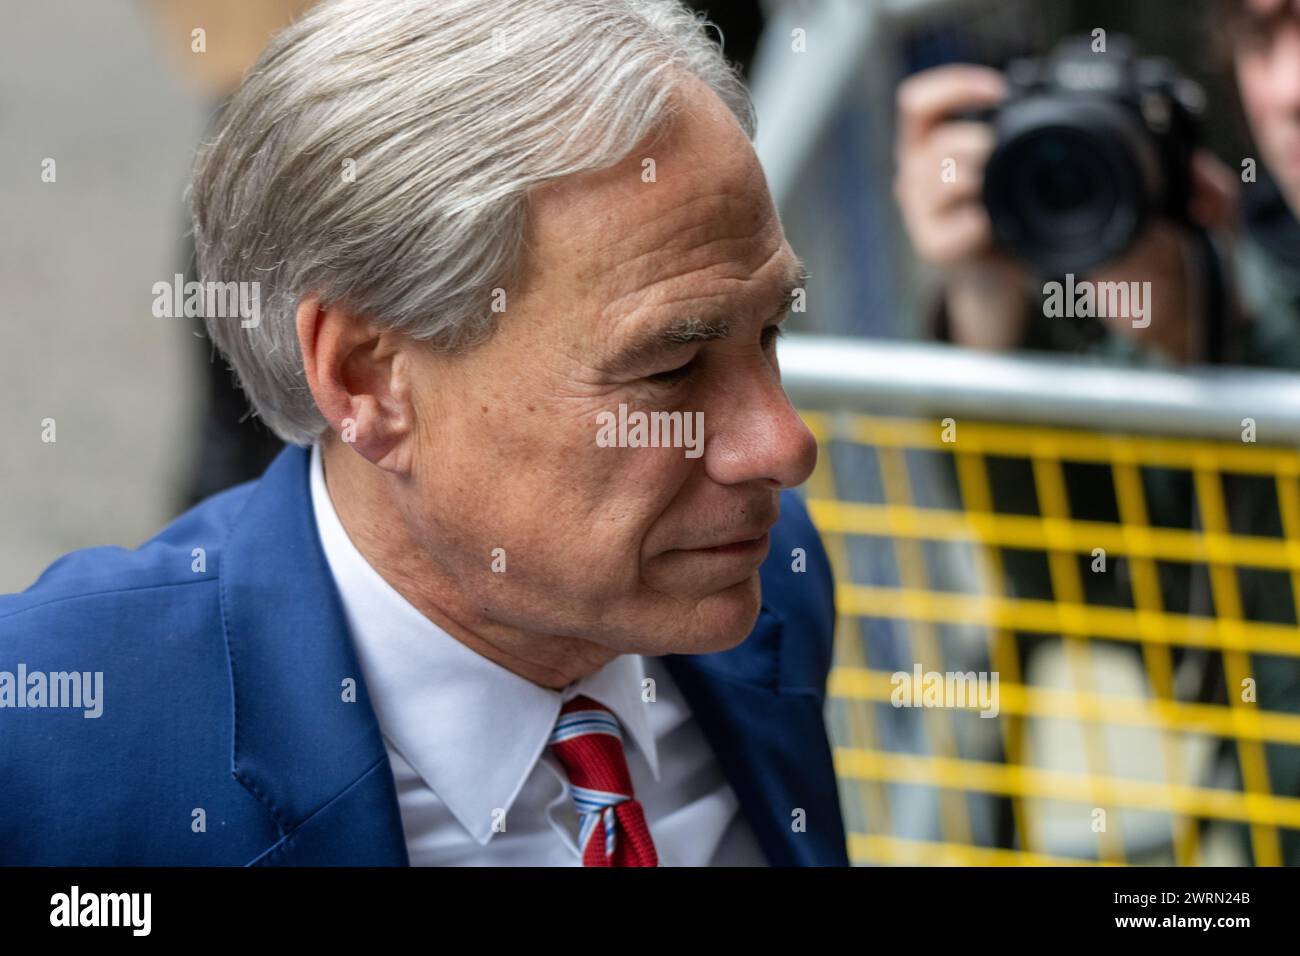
[974,35,1202,278]
[982,100,1154,276]
[1018,129,1119,239]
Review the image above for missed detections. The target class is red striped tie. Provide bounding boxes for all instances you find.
[547,694,659,866]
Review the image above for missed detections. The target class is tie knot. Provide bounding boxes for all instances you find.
[547,693,658,866]
[553,694,621,739]
[547,695,631,797]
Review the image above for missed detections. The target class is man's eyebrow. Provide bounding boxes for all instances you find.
[780,260,811,314]
[602,317,732,376]
[601,258,809,375]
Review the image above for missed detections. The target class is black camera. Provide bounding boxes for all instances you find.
[978,34,1206,277]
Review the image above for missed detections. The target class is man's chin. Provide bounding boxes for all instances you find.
[668,572,763,654]
[588,572,763,656]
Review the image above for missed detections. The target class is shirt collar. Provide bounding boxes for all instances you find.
[308,441,659,845]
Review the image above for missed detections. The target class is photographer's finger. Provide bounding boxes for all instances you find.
[896,130,993,209]
[897,64,1007,148]
[912,201,995,265]
[897,120,997,166]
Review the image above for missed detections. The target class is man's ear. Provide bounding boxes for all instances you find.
[296,293,414,472]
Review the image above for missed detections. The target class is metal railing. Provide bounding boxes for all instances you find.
[782,335,1300,866]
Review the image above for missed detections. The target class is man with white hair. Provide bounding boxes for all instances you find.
[0,0,847,866]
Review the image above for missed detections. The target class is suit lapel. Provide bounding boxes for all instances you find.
[220,444,408,866]
[247,756,409,866]
[664,611,849,867]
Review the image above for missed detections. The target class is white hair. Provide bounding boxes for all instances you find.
[189,0,756,445]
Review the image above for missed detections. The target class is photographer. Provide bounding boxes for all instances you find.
[895,60,1237,364]
[894,0,1300,864]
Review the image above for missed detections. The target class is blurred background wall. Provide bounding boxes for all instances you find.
[0,0,205,591]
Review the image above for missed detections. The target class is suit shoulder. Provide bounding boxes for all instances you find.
[0,479,257,635]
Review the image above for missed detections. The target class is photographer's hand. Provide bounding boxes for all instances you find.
[894,64,1031,349]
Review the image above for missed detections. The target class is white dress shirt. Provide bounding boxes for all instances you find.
[308,442,768,866]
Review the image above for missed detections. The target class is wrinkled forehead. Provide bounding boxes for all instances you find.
[521,81,782,329]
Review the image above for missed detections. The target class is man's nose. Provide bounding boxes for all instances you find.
[703,366,818,490]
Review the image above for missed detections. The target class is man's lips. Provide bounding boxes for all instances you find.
[688,532,770,557]
[676,517,777,554]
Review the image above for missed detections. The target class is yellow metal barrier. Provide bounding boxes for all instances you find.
[802,409,1300,867]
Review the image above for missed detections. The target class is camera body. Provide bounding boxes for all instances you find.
[980,34,1205,277]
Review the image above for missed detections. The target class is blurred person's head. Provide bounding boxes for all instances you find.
[1224,0,1300,213]
[189,0,815,684]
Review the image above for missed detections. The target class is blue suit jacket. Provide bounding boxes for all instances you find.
[0,445,848,866]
